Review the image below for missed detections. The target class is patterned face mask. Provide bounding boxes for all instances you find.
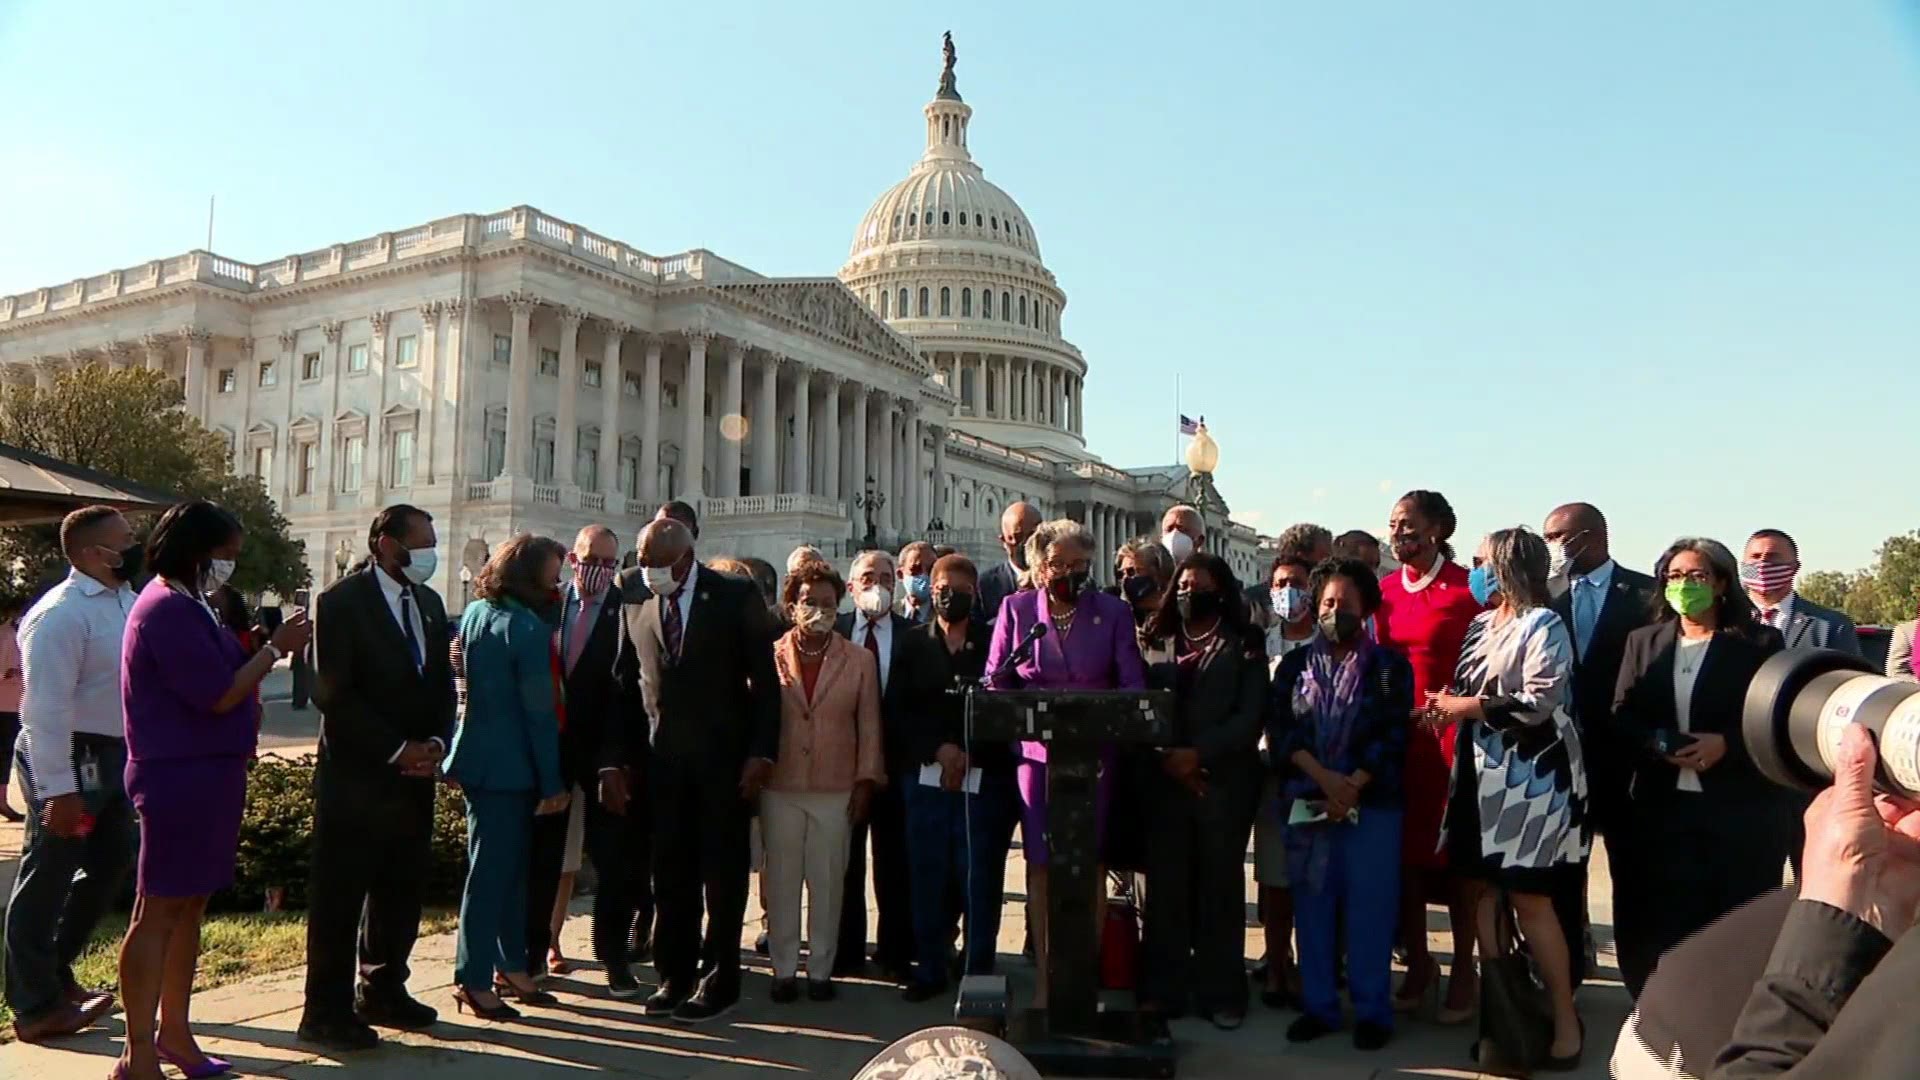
[573,560,616,597]
[1739,559,1795,595]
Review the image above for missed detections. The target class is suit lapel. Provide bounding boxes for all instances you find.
[359,569,419,678]
[1784,611,1814,650]
[814,637,849,712]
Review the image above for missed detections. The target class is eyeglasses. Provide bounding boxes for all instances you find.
[1664,570,1713,585]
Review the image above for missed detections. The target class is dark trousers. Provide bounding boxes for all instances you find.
[1549,856,1592,989]
[839,770,915,973]
[1615,790,1794,998]
[903,771,1019,989]
[302,762,435,1022]
[526,801,569,966]
[0,712,20,787]
[2,738,137,1022]
[649,757,750,993]
[586,790,654,974]
[1139,772,1259,1015]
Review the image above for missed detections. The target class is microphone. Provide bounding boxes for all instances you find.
[989,621,1048,684]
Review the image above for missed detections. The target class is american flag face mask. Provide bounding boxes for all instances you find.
[1739,559,1796,594]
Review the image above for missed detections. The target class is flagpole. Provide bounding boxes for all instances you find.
[1173,374,1181,464]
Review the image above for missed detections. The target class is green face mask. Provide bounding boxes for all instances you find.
[1665,580,1714,618]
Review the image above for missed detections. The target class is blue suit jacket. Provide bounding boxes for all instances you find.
[445,598,565,797]
[1781,595,1861,657]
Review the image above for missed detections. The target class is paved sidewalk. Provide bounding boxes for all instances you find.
[1,839,1628,1080]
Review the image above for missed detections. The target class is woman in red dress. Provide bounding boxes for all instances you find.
[1374,490,1484,1021]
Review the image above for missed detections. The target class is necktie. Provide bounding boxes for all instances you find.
[1761,608,1777,626]
[399,588,423,671]
[864,620,884,690]
[565,595,596,674]
[1572,576,1598,659]
[662,592,684,662]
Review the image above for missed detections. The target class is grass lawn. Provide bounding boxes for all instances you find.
[0,908,456,1041]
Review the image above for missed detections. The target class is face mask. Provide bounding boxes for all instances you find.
[1739,559,1796,595]
[1666,580,1714,618]
[1175,589,1222,623]
[1272,585,1309,623]
[643,565,682,597]
[905,574,933,605]
[105,542,144,582]
[1468,563,1499,606]
[1319,609,1363,645]
[573,560,615,597]
[855,584,893,618]
[1162,530,1196,563]
[1048,569,1091,604]
[1122,574,1159,606]
[1006,539,1029,571]
[791,603,836,635]
[934,588,974,624]
[205,558,236,592]
[1546,539,1578,580]
[401,546,438,586]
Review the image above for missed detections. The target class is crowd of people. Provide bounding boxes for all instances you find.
[2,490,1917,1079]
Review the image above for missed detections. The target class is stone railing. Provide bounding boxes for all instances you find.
[946,429,1050,475]
[924,528,996,549]
[888,319,1083,364]
[580,491,606,513]
[466,479,498,502]
[701,493,848,519]
[1066,460,1131,485]
[532,483,562,506]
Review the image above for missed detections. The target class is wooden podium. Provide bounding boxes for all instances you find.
[959,686,1178,1078]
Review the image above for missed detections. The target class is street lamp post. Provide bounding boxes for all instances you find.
[333,539,351,583]
[853,475,886,551]
[1185,420,1222,545]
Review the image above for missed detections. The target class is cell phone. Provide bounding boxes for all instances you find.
[1651,729,1698,756]
[294,589,311,607]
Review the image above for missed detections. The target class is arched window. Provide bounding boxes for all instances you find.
[898,288,909,316]
[974,213,982,226]
[991,216,998,230]
[941,210,950,225]
[1019,295,1027,325]
[918,288,930,317]
[939,287,951,316]
[1001,291,1012,321]
[961,288,972,317]
[924,210,934,225]
[982,289,993,319]
[880,290,889,318]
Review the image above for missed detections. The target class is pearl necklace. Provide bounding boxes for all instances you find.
[794,633,832,658]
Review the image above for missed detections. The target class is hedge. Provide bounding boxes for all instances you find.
[223,755,470,912]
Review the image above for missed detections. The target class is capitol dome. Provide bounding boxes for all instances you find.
[840,34,1088,457]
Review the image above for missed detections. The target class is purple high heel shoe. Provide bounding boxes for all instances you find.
[154,1040,233,1079]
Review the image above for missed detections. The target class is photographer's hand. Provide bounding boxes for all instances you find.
[1799,723,1920,939]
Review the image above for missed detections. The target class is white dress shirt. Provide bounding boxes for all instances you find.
[1672,636,1711,793]
[1569,558,1617,659]
[1754,591,1796,631]
[18,569,136,798]
[854,612,895,692]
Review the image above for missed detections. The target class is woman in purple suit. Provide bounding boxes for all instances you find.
[985,518,1145,1008]
[114,502,310,1080]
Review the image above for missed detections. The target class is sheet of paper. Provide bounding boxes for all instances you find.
[918,762,983,794]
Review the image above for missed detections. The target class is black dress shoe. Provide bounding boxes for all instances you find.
[644,984,689,1017]
[769,978,799,1004]
[901,981,948,1004]
[1286,1015,1337,1044]
[355,992,438,1030]
[830,956,865,978]
[1353,1021,1391,1051]
[297,1017,380,1052]
[606,968,643,1000]
[806,981,836,1003]
[755,931,771,957]
[672,984,739,1024]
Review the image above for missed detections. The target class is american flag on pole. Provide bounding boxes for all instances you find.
[1178,414,1201,436]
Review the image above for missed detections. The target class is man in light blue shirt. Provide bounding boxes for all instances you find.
[4,506,141,1042]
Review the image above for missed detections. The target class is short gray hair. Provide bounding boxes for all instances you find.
[1026,518,1095,570]
[851,548,896,580]
[1484,527,1552,612]
[1117,536,1174,582]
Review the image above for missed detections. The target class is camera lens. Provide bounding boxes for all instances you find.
[1744,648,1920,799]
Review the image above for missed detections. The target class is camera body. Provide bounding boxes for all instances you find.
[1743,648,1920,799]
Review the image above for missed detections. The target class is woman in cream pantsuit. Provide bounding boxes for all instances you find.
[762,561,883,1003]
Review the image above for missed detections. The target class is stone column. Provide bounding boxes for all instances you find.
[908,407,924,532]
[878,394,897,534]
[930,424,947,526]
[639,335,664,503]
[850,385,869,519]
[144,334,168,374]
[787,362,811,496]
[183,329,210,419]
[679,331,710,500]
[1051,367,1065,431]
[555,308,583,489]
[106,344,133,371]
[599,322,627,507]
[417,303,441,485]
[717,342,746,499]
[751,353,780,496]
[442,299,467,485]
[503,296,535,478]
[820,374,843,502]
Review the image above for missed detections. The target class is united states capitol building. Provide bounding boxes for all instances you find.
[0,40,1270,601]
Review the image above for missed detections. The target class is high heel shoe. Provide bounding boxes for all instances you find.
[452,987,521,1021]
[1392,955,1440,1015]
[155,1039,233,1079]
[1539,1019,1585,1072]
[495,976,558,1007]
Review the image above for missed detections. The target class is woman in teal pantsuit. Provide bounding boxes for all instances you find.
[445,534,572,1021]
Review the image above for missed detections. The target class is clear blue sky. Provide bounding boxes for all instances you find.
[3,1,1916,574]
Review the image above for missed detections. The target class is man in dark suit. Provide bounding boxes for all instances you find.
[300,505,456,1051]
[832,549,944,982]
[976,501,1040,626]
[1544,501,1658,987]
[610,518,778,1023]
[532,524,646,996]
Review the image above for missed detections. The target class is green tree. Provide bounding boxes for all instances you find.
[1801,530,1920,627]
[1798,569,1852,612]
[0,365,309,596]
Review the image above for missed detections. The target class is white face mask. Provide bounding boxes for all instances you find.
[402,546,438,586]
[1546,532,1588,581]
[855,584,894,618]
[791,604,837,636]
[205,558,236,591]
[1162,529,1196,563]
[643,565,682,597]
[1272,585,1310,624]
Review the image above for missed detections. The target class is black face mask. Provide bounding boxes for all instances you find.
[1319,610,1363,645]
[1048,570,1091,603]
[1007,541,1029,571]
[1121,575,1159,607]
[934,588,974,624]
[108,543,145,583]
[1175,589,1222,623]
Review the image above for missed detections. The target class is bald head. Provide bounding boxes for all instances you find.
[1000,501,1043,567]
[1543,502,1609,575]
[574,524,618,561]
[1162,505,1203,543]
[637,519,693,569]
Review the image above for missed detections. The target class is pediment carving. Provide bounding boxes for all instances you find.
[712,280,924,371]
